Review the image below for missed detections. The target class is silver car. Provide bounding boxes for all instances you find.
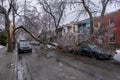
[17,40,32,54]
[114,50,120,62]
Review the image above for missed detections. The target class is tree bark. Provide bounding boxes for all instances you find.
[6,15,13,52]
[0,0,14,52]
[99,0,109,29]
[82,0,94,34]
[90,16,94,34]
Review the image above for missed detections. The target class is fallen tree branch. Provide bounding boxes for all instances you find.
[13,26,57,47]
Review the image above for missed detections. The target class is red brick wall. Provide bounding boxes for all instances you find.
[115,27,120,44]
[94,10,120,44]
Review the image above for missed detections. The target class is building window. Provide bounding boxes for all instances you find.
[68,27,71,32]
[82,23,86,33]
[78,25,81,33]
[109,18,114,24]
[109,33,115,43]
[73,26,75,32]
[98,21,100,27]
[64,29,65,33]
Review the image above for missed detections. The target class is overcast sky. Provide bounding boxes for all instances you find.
[17,0,120,25]
[62,1,120,25]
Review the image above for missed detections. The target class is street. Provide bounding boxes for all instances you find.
[1,0,120,80]
[0,47,17,80]
[18,47,120,80]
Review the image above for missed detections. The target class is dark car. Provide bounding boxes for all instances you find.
[17,40,32,54]
[78,44,112,60]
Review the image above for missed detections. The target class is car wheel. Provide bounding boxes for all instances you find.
[30,49,32,53]
[90,53,94,58]
[81,51,85,56]
[94,54,99,59]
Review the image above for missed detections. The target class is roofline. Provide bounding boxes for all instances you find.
[61,9,120,27]
[94,9,120,18]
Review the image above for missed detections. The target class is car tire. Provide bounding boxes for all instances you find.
[95,54,100,59]
[30,49,32,53]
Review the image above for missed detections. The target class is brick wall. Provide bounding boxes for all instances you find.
[94,9,120,45]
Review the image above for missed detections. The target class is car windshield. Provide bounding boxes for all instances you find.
[19,41,30,47]
[31,41,39,44]
[88,45,101,52]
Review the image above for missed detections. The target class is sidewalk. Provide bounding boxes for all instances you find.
[0,47,17,80]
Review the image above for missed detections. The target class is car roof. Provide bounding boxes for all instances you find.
[116,50,120,53]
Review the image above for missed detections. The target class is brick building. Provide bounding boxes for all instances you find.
[94,9,120,45]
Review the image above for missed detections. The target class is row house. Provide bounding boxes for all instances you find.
[61,9,120,45]
[62,18,90,35]
[94,9,120,45]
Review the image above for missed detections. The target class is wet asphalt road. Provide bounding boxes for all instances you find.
[18,47,120,80]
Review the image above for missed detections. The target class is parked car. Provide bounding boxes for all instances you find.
[17,40,32,54]
[78,44,112,60]
[113,50,120,62]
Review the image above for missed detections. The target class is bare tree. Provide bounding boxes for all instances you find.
[15,0,41,41]
[67,0,111,34]
[0,0,59,52]
[99,0,110,30]
[81,0,94,34]
[0,0,14,52]
[0,0,5,6]
[0,0,39,51]
[67,0,99,34]
[38,0,66,35]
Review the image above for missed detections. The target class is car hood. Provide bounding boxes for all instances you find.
[20,46,31,49]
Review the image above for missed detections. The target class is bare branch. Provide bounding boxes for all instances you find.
[12,6,35,27]
[38,0,66,33]
[99,0,110,29]
[38,0,57,27]
[13,26,57,47]
[56,1,66,27]
[0,5,7,14]
[7,0,13,15]
[81,0,94,34]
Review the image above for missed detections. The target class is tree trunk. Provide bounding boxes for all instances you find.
[99,12,104,30]
[99,0,109,29]
[6,15,13,52]
[90,16,94,34]
[82,0,94,34]
[7,28,13,52]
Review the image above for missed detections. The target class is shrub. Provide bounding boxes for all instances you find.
[0,31,7,46]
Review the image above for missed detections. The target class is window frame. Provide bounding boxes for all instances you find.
[109,17,114,25]
[108,32,115,43]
